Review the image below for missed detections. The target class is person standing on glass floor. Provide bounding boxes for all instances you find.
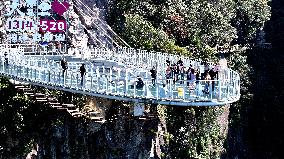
[61,57,68,76]
[150,66,157,86]
[80,64,86,85]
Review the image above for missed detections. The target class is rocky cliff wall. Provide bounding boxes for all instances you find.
[26,96,230,159]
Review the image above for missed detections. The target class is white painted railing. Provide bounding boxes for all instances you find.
[0,45,240,106]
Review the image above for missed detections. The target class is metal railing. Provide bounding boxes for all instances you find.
[0,50,240,106]
[0,44,67,56]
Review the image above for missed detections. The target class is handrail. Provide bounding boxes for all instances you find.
[0,50,240,106]
[0,44,215,71]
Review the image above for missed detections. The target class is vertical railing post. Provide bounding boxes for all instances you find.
[118,69,121,79]
[16,65,19,76]
[210,81,213,100]
[115,80,118,94]
[42,69,45,82]
[218,79,222,100]
[233,75,236,96]
[106,76,109,94]
[2,58,4,72]
[232,72,234,97]
[156,78,159,100]
[26,67,28,79]
[81,72,85,90]
[70,73,73,87]
[48,70,51,83]
[125,69,128,96]
[58,71,61,84]
[53,71,56,84]
[28,67,31,79]
[19,66,22,77]
[226,79,229,99]
[110,67,113,79]
[144,81,147,97]
[90,75,93,90]
[63,71,66,86]
[102,66,105,74]
[34,68,37,81]
[97,67,100,79]
[183,79,186,100]
[134,79,136,97]
[95,75,98,92]
[170,79,173,99]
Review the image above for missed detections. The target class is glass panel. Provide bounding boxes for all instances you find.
[0,46,241,105]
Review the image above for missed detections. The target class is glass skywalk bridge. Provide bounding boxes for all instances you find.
[0,45,240,106]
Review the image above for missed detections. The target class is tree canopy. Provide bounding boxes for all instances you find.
[107,0,271,60]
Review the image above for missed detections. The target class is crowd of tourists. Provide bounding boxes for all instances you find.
[60,57,221,95]
[148,58,220,94]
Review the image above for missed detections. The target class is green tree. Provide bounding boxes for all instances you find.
[232,0,271,45]
[124,14,190,55]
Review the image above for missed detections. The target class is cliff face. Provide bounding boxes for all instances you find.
[31,99,162,159]
[32,99,230,159]
[0,77,230,159]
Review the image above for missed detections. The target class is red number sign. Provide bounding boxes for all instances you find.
[39,19,67,32]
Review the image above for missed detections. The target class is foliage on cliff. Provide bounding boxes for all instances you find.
[0,77,32,158]
[0,77,77,158]
[163,106,228,158]
[123,14,190,55]
[108,0,270,60]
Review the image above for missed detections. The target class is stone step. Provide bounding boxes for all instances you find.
[24,92,34,95]
[22,90,34,93]
[147,115,156,118]
[88,111,101,116]
[51,105,63,109]
[34,93,46,96]
[90,116,104,120]
[18,88,33,92]
[36,99,48,103]
[17,86,30,89]
[47,97,58,102]
[56,107,68,111]
[15,85,28,89]
[71,112,84,117]
[94,119,106,123]
[62,104,76,110]
[30,93,46,98]
[48,102,61,106]
[138,117,150,120]
[36,97,47,100]
[67,109,80,115]
[67,109,79,113]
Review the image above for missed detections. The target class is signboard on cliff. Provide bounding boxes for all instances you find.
[3,0,69,44]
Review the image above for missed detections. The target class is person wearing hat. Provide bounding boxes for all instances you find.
[80,64,86,85]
